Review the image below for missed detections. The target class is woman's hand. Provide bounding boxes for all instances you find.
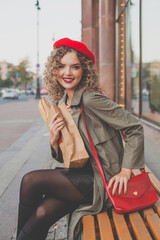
[108,168,132,196]
[49,112,65,151]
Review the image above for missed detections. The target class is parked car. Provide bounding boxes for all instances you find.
[15,89,20,96]
[19,89,25,94]
[2,88,19,99]
[25,88,35,95]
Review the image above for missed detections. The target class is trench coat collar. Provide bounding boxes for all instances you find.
[58,86,87,107]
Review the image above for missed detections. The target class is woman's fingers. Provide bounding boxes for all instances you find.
[112,178,119,195]
[123,177,128,194]
[49,112,61,127]
[50,120,65,138]
[49,117,65,131]
[108,176,128,195]
[108,168,131,195]
[118,178,124,195]
[52,119,64,129]
[108,177,115,190]
[54,122,65,134]
[49,113,65,146]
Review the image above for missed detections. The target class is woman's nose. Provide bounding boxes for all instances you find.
[65,67,71,75]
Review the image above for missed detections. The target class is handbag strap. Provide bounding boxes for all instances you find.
[80,101,107,187]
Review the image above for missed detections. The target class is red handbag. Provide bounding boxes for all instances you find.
[105,172,158,213]
[80,101,158,214]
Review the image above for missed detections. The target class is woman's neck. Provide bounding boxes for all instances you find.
[67,97,72,105]
[66,90,74,105]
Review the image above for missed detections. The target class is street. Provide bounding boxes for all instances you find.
[0,96,46,239]
[0,95,42,153]
[0,93,34,105]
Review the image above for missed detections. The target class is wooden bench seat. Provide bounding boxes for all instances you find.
[82,165,160,240]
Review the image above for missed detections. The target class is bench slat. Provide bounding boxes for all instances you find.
[129,211,152,240]
[145,165,160,196]
[112,209,132,240]
[146,214,160,240]
[154,198,160,217]
[82,215,96,240]
[97,211,114,240]
[143,208,160,240]
[143,207,156,219]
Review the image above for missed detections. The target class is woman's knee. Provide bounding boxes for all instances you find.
[20,171,38,193]
[21,172,32,187]
[35,205,50,222]
[20,171,44,206]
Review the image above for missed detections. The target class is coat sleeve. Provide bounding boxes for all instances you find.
[50,144,64,163]
[83,89,144,169]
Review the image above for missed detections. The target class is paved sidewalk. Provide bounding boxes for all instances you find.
[0,98,67,240]
[7,123,67,240]
[0,98,42,152]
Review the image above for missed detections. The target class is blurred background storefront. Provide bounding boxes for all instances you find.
[82,0,160,142]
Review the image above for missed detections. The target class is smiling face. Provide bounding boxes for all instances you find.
[56,51,83,100]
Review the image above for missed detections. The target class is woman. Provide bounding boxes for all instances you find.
[16,38,144,240]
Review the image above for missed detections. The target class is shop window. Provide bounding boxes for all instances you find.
[142,0,160,126]
[116,0,160,126]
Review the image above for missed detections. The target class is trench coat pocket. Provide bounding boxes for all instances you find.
[95,135,122,176]
[89,124,116,146]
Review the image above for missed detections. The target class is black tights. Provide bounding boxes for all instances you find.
[17,169,88,240]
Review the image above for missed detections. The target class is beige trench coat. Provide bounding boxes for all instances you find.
[52,86,145,240]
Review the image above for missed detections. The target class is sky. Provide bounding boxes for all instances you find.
[1,0,160,77]
[0,0,81,75]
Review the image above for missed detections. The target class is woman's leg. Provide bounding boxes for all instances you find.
[16,203,35,237]
[18,197,79,240]
[17,169,89,240]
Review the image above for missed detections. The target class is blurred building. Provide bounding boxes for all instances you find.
[82,0,160,136]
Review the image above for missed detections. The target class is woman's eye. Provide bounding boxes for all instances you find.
[58,65,64,69]
[73,65,80,69]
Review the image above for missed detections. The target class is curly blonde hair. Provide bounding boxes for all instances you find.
[43,46,101,103]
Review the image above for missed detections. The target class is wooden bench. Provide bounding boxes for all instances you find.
[82,165,160,240]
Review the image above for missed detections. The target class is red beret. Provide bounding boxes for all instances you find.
[53,38,95,65]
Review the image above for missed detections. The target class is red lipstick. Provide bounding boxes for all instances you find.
[63,77,74,83]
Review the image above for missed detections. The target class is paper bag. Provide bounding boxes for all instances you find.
[38,98,89,168]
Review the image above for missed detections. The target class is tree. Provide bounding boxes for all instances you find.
[7,63,19,87]
[6,58,33,88]
[17,58,33,89]
[0,74,13,88]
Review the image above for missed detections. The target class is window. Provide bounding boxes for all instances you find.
[142,0,160,125]
[116,0,160,126]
